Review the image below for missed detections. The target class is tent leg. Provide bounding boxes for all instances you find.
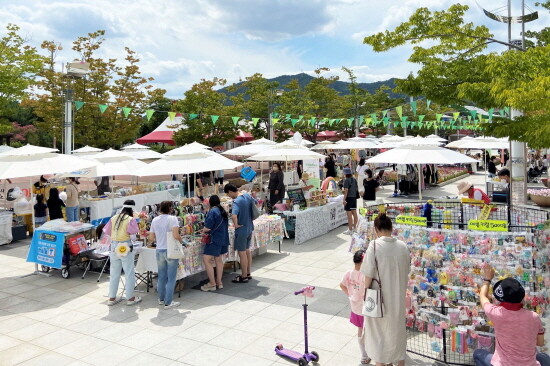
[418,164,423,201]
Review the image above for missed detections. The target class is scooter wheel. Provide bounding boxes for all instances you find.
[298,357,308,366]
[41,265,50,273]
[311,351,320,362]
[276,344,284,350]
[61,268,70,279]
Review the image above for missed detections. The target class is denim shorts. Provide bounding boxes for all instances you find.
[203,244,229,257]
[234,233,252,251]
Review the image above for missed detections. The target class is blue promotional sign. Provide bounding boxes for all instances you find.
[26,230,64,269]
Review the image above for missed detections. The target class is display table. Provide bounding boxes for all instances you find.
[283,201,347,244]
[0,211,12,245]
[80,189,181,221]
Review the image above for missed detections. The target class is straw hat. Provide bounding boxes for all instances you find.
[302,172,310,180]
[457,181,473,195]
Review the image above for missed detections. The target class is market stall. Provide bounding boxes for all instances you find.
[349,202,550,365]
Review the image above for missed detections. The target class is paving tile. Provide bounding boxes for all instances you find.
[121,329,172,351]
[0,342,47,365]
[30,329,85,350]
[146,336,202,360]
[127,352,176,366]
[7,321,59,342]
[54,336,111,359]
[222,352,274,366]
[233,315,282,335]
[0,334,22,352]
[84,343,141,366]
[179,343,236,366]
[179,322,228,343]
[203,309,251,328]
[17,351,76,366]
[0,315,36,334]
[208,328,260,351]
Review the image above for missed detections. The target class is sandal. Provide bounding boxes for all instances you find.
[200,284,217,292]
[246,274,252,280]
[232,275,249,283]
[217,283,223,289]
[361,357,371,364]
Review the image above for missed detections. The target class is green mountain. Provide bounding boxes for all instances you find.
[219,72,406,99]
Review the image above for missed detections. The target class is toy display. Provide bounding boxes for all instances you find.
[351,218,550,357]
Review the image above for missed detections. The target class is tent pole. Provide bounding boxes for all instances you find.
[187,174,191,198]
[418,163,423,201]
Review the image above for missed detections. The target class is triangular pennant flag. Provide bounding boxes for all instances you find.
[370,113,377,124]
[365,118,372,126]
[358,115,364,127]
[310,117,316,127]
[146,109,155,121]
[231,116,240,126]
[418,115,425,124]
[122,107,132,118]
[286,114,291,120]
[394,121,400,127]
[347,117,354,127]
[410,101,417,116]
[503,107,509,116]
[467,115,472,122]
[168,111,176,121]
[383,117,390,127]
[272,112,279,118]
[328,119,335,126]
[418,122,424,128]
[453,112,460,121]
[401,116,408,126]
[382,110,388,118]
[396,106,403,119]
[477,113,483,122]
[488,108,494,121]
[211,115,219,125]
[298,115,304,121]
[410,122,417,128]
[98,104,108,114]
[272,118,280,124]
[291,118,299,127]
[436,113,443,123]
[252,117,260,126]
[74,101,85,110]
[189,113,198,120]
[426,100,431,110]
[469,110,477,120]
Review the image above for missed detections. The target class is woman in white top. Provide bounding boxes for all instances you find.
[148,201,182,309]
[361,213,410,366]
[356,158,368,196]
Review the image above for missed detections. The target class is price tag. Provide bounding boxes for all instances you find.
[395,215,427,227]
[468,219,508,232]
[478,204,494,220]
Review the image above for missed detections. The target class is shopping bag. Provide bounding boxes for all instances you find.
[167,232,185,259]
[68,234,87,255]
[362,240,384,318]
[251,201,261,220]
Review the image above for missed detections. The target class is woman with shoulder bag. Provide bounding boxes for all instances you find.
[103,200,141,306]
[148,201,182,309]
[360,214,410,366]
[200,195,230,291]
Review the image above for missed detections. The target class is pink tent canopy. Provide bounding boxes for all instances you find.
[234,130,254,142]
[136,114,183,145]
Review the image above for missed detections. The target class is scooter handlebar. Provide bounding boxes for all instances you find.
[294,286,315,296]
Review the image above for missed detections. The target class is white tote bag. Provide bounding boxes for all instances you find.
[166,231,185,259]
[362,240,384,318]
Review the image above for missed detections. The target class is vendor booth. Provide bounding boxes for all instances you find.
[349,201,550,365]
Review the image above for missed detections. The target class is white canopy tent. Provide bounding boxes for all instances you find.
[121,143,163,161]
[366,145,476,199]
[64,149,148,178]
[310,141,334,150]
[457,136,509,150]
[445,136,475,149]
[248,138,277,145]
[72,145,103,155]
[397,136,443,147]
[376,136,406,149]
[333,138,379,150]
[222,138,277,157]
[248,140,325,162]
[426,134,447,142]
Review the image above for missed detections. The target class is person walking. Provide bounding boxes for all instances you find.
[224,184,255,283]
[47,188,65,220]
[474,265,550,366]
[362,169,380,203]
[361,214,410,366]
[342,167,359,235]
[325,154,337,178]
[268,162,285,206]
[200,195,229,291]
[65,177,80,222]
[148,201,182,309]
[103,200,141,306]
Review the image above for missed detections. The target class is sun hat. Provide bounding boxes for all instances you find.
[493,278,525,304]
[301,172,310,180]
[343,167,352,175]
[457,181,473,195]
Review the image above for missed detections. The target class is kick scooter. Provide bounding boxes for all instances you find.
[275,286,319,365]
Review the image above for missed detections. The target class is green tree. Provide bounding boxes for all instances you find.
[32,31,164,149]
[172,78,241,147]
[363,2,550,147]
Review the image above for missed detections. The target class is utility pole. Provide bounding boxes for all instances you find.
[63,89,73,155]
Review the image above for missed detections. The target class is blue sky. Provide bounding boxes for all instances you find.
[1,0,547,98]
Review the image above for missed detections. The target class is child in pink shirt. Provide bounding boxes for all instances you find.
[474,264,549,366]
[340,249,370,365]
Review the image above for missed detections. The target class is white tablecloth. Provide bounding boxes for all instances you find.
[135,247,158,273]
[80,189,181,221]
[284,201,348,244]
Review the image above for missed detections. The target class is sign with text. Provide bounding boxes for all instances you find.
[287,188,307,209]
[478,204,494,220]
[303,159,320,179]
[26,230,64,269]
[468,219,508,232]
[395,215,427,227]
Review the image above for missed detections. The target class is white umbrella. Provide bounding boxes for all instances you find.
[184,141,211,150]
[63,148,147,177]
[366,145,476,199]
[445,136,474,149]
[121,143,163,160]
[376,136,406,149]
[72,145,103,155]
[285,138,314,146]
[458,137,508,150]
[0,145,96,179]
[333,138,379,150]
[397,136,443,147]
[248,138,277,145]
[136,150,242,177]
[248,142,325,161]
[0,145,15,154]
[426,134,447,142]
[165,145,212,157]
[311,141,334,150]
[379,134,394,141]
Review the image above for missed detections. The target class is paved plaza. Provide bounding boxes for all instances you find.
[0,172,526,366]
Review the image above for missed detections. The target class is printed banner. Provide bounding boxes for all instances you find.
[395,215,427,227]
[468,219,508,232]
[26,230,65,269]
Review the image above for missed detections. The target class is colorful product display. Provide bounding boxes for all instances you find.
[350,218,550,355]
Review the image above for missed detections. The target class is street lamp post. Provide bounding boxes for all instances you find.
[63,61,90,154]
[268,89,283,141]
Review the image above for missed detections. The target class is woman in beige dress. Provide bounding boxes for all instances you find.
[361,213,410,366]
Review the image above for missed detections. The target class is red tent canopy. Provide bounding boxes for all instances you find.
[234,130,254,142]
[317,130,341,141]
[136,114,183,145]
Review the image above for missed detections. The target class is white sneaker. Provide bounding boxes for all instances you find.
[126,296,142,306]
[158,299,165,305]
[343,229,353,235]
[164,301,181,309]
